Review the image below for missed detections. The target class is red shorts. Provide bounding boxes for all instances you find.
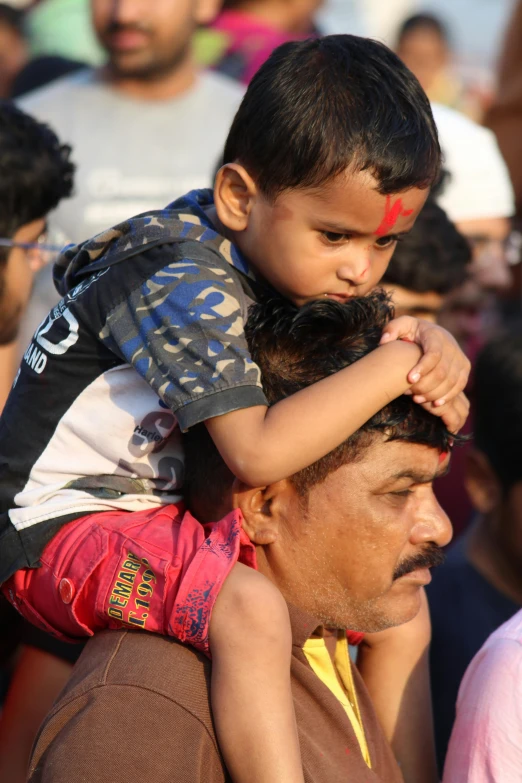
[2,504,256,656]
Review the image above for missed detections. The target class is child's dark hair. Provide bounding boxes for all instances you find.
[383,197,471,294]
[223,34,441,199]
[474,331,522,490]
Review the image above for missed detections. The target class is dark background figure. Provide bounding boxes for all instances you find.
[428,330,522,773]
[382,194,471,324]
[0,100,74,783]
[0,3,84,99]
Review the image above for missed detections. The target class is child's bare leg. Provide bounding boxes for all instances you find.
[209,562,304,783]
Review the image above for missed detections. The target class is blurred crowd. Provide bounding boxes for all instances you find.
[0,1,522,782]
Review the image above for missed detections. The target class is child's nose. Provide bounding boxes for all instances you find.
[336,260,370,286]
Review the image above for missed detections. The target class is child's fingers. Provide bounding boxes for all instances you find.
[407,348,442,384]
[410,357,462,402]
[380,315,419,345]
[419,393,470,433]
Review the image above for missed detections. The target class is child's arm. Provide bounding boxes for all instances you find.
[209,563,305,783]
[207,330,467,486]
[356,589,438,783]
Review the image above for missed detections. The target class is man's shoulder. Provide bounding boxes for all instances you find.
[196,70,245,106]
[18,68,96,113]
[63,630,211,711]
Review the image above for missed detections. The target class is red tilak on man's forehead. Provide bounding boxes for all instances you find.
[439,451,449,464]
[374,195,413,237]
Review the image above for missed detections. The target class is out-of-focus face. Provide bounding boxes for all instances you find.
[0,23,27,98]
[261,439,452,632]
[0,218,46,344]
[91,0,219,79]
[289,0,324,33]
[383,283,443,323]
[396,27,449,94]
[230,168,428,307]
[441,216,512,343]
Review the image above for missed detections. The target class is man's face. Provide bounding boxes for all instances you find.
[91,0,218,79]
[383,283,444,323]
[264,439,452,632]
[440,216,511,342]
[0,218,47,344]
[237,169,428,307]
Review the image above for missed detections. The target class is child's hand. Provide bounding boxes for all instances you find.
[380,315,471,412]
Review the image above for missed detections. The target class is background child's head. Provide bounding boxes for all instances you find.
[465,332,522,563]
[382,196,471,322]
[214,34,440,305]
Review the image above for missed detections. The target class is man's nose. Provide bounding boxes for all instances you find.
[410,497,453,549]
[110,0,147,24]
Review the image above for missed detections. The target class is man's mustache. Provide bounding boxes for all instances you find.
[393,543,445,580]
[105,21,151,37]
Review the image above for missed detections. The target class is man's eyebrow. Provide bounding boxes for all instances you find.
[388,464,448,484]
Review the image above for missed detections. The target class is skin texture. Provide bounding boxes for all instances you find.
[235,438,452,632]
[213,164,428,306]
[90,0,221,99]
[0,217,46,345]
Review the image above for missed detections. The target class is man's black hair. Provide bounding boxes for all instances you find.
[223,34,441,199]
[0,101,74,244]
[397,13,450,46]
[383,197,471,294]
[0,4,25,36]
[184,291,454,512]
[474,331,522,490]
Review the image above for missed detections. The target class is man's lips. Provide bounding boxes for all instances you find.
[107,28,150,51]
[324,293,352,303]
[393,544,445,582]
[395,567,433,586]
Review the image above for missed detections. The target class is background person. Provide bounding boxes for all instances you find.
[395,12,490,122]
[27,292,454,783]
[382,195,471,323]
[207,0,322,84]
[428,330,522,773]
[17,0,244,345]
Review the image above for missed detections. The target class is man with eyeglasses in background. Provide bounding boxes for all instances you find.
[0,101,74,406]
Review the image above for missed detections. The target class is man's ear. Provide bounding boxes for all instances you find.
[214,163,258,232]
[464,449,502,514]
[232,478,294,545]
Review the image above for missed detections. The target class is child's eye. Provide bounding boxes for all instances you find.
[322,231,351,244]
[375,234,401,248]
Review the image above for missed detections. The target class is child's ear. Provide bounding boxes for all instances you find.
[214,163,257,232]
[232,479,292,545]
[464,449,502,514]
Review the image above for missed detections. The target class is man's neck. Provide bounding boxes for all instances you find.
[467,516,522,604]
[98,56,197,101]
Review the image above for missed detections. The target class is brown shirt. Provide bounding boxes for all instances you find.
[29,605,403,783]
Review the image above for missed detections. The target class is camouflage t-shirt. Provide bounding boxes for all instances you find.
[0,189,269,581]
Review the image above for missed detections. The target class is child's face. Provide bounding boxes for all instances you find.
[234,168,428,306]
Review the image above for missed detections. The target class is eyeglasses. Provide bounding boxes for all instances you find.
[0,231,66,269]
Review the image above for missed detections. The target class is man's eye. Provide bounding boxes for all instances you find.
[375,235,400,248]
[322,231,350,243]
[391,489,413,498]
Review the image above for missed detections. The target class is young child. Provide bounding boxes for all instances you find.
[0,35,469,782]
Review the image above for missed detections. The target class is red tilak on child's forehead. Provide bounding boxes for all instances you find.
[374,195,413,237]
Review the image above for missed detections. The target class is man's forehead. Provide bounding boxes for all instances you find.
[351,439,450,484]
